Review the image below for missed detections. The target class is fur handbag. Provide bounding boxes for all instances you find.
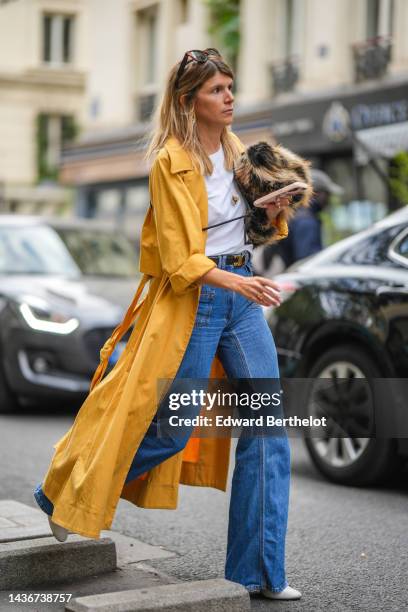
[233,142,313,246]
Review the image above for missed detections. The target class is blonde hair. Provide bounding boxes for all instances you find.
[145,51,241,175]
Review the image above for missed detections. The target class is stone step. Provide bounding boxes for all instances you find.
[0,535,117,590]
[65,578,250,612]
[0,500,51,543]
[0,500,175,566]
[0,562,179,612]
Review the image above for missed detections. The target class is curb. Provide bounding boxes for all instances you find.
[0,502,250,611]
[65,578,251,612]
[0,536,116,590]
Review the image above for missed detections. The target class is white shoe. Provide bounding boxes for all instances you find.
[261,585,302,600]
[48,516,69,542]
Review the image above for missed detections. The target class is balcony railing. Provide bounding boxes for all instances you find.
[352,36,392,83]
[270,56,299,95]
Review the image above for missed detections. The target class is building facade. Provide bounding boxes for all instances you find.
[2,0,408,241]
[0,0,88,214]
[60,0,212,240]
[61,0,408,242]
[236,0,408,236]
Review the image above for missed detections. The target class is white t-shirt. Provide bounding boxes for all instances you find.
[204,146,253,257]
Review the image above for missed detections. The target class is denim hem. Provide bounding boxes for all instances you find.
[33,487,52,517]
[264,579,289,593]
[245,579,289,594]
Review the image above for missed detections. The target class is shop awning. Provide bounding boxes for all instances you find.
[354,121,408,164]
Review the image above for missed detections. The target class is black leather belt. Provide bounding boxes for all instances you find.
[208,251,251,267]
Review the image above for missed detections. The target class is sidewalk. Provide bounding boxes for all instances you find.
[0,500,249,612]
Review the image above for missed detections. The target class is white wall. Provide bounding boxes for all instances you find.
[0,0,86,185]
[237,0,271,105]
[391,0,408,73]
[0,0,31,72]
[300,0,351,91]
[85,0,133,129]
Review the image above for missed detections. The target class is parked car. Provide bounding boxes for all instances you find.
[0,216,141,412]
[265,206,408,486]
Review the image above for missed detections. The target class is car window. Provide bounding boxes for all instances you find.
[388,230,408,268]
[54,228,139,277]
[0,226,80,276]
[394,235,408,258]
[337,225,406,267]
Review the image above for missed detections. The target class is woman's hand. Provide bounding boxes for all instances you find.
[264,195,292,223]
[233,275,281,307]
[199,267,282,307]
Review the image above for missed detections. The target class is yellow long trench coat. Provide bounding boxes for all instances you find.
[41,131,288,539]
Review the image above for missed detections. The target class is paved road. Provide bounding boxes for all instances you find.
[1,405,407,611]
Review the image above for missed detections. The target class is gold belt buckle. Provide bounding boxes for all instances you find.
[233,254,244,267]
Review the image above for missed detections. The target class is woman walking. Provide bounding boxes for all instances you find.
[34,48,300,601]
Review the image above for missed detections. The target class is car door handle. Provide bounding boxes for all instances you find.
[376,285,408,297]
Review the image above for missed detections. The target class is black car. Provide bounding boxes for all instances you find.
[0,216,141,412]
[265,206,408,486]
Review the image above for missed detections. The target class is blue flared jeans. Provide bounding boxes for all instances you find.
[34,252,291,593]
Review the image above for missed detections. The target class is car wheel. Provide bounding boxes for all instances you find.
[304,344,401,486]
[0,359,19,414]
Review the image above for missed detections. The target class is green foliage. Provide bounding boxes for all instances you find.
[203,0,240,70]
[36,113,79,183]
[36,114,56,182]
[61,114,79,143]
[389,151,408,205]
[321,201,350,246]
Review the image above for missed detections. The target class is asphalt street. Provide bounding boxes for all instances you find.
[1,404,407,612]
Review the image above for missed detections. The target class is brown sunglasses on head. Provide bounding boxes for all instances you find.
[175,48,221,89]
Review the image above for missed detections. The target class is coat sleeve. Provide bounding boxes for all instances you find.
[149,153,217,295]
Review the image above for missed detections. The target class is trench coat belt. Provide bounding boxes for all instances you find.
[90,273,150,392]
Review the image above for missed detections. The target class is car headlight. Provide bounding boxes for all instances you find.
[18,296,79,335]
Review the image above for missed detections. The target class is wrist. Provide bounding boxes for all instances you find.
[198,268,248,292]
[230,273,245,293]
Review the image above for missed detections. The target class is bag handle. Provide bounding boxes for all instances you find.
[202,213,250,231]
